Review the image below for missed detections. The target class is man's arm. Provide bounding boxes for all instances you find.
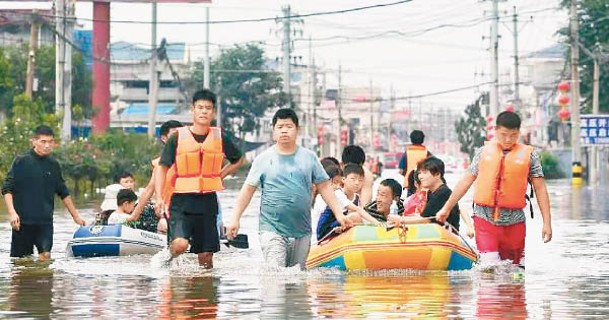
[531,176,552,243]
[360,169,374,206]
[62,196,86,226]
[154,165,169,212]
[317,181,350,228]
[4,193,20,231]
[220,157,245,179]
[128,172,156,222]
[435,172,476,222]
[225,183,257,239]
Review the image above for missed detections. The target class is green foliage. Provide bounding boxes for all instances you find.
[0,94,59,182]
[455,94,487,159]
[540,150,565,179]
[558,0,609,113]
[189,44,289,139]
[1,45,92,117]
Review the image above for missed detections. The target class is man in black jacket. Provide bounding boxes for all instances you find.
[2,125,86,259]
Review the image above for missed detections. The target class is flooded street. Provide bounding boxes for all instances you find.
[1,173,609,318]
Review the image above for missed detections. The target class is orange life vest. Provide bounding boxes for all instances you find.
[167,126,225,194]
[403,145,428,187]
[473,141,533,210]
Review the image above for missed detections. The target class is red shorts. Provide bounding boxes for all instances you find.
[473,216,526,265]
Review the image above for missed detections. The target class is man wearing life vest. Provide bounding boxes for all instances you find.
[154,89,244,268]
[398,130,431,197]
[435,111,552,268]
[127,120,183,234]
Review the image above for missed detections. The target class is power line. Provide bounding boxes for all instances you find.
[8,0,413,25]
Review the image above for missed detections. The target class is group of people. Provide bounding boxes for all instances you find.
[4,87,552,272]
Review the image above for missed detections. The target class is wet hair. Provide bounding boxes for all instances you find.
[192,89,217,109]
[343,163,364,177]
[117,189,137,206]
[320,157,340,168]
[418,156,445,177]
[410,130,425,144]
[160,120,183,137]
[272,108,299,127]
[114,171,134,183]
[33,125,54,138]
[341,145,366,165]
[496,111,521,130]
[380,178,402,199]
[324,164,342,179]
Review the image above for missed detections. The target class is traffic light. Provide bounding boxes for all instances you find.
[340,129,348,146]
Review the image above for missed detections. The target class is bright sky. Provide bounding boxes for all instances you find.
[3,0,567,109]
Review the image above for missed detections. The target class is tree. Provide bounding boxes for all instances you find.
[1,45,92,117]
[189,44,288,141]
[559,0,609,113]
[455,94,487,159]
[0,94,59,182]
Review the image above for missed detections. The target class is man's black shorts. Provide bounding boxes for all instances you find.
[168,201,220,254]
[10,224,53,257]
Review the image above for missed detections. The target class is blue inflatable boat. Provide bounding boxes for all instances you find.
[66,225,167,257]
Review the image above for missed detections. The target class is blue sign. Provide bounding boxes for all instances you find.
[580,115,609,145]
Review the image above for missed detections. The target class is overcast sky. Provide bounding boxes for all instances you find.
[2,0,567,109]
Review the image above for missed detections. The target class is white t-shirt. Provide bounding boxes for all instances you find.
[108,212,130,224]
[334,189,358,213]
[312,194,326,219]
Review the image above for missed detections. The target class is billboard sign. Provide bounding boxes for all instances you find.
[580,115,609,145]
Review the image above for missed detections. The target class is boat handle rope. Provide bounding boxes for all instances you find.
[443,221,480,260]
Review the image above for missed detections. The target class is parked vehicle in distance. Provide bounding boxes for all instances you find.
[383,152,402,169]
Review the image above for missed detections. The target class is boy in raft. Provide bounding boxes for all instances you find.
[435,111,552,268]
[108,189,139,225]
[316,164,381,241]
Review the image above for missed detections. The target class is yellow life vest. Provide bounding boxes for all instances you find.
[403,145,428,187]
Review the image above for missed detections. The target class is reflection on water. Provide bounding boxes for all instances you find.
[0,176,608,318]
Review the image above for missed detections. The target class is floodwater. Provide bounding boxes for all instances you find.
[1,172,609,319]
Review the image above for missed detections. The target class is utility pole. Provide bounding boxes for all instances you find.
[337,64,343,157]
[590,54,599,184]
[55,0,74,141]
[281,5,291,103]
[147,2,159,137]
[489,0,500,116]
[369,79,374,149]
[25,10,39,98]
[512,6,520,108]
[307,36,314,145]
[204,7,210,89]
[570,0,582,164]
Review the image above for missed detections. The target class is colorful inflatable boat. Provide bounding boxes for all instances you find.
[66,224,166,257]
[306,224,478,271]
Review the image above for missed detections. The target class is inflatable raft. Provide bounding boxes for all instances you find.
[67,224,166,257]
[306,224,478,271]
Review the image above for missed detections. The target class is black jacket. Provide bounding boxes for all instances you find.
[2,149,70,224]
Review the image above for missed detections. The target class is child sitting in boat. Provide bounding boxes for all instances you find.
[365,178,405,223]
[402,169,428,216]
[95,172,160,232]
[108,189,138,224]
[316,164,380,241]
